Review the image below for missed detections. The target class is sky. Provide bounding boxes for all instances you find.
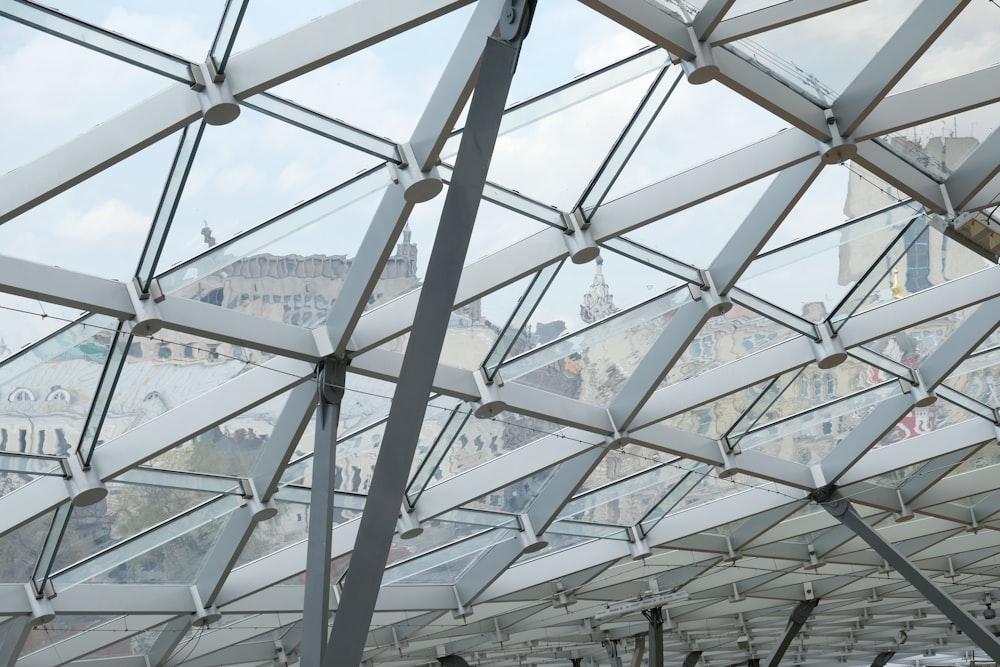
[1,0,1000,360]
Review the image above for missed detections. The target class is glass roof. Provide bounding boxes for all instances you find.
[3,1,1000,665]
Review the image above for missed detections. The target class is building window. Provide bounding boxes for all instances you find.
[46,387,71,402]
[8,388,33,402]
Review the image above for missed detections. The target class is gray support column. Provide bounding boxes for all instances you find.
[325,10,532,664]
[301,360,347,666]
[817,490,1000,663]
[643,608,664,667]
[764,599,817,667]
[832,0,969,136]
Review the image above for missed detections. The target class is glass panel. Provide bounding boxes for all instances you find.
[873,401,978,451]
[944,346,1000,409]
[579,66,682,216]
[0,21,183,173]
[639,463,712,534]
[483,67,656,210]
[658,380,774,440]
[726,0,915,102]
[661,302,802,389]
[464,467,557,515]
[407,400,473,506]
[52,496,236,588]
[51,480,230,575]
[725,367,805,448]
[0,314,119,457]
[0,126,179,279]
[271,6,476,143]
[158,164,390,324]
[382,527,514,586]
[891,3,997,94]
[558,462,697,527]
[100,329,255,445]
[482,260,565,380]
[738,201,920,320]
[0,507,57,583]
[33,1,224,64]
[863,307,976,370]
[502,287,693,401]
[737,382,903,464]
[615,174,777,268]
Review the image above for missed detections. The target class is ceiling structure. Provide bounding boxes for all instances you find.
[3,0,1000,666]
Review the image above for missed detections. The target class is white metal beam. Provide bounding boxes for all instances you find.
[833,0,969,137]
[0,254,134,319]
[709,0,865,45]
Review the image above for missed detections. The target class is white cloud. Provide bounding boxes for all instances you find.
[58,199,148,241]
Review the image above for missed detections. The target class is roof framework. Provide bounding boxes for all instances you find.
[2,0,1000,666]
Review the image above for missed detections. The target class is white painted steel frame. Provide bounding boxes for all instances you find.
[3,0,1000,665]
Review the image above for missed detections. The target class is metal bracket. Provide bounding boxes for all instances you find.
[191,60,240,126]
[189,585,222,627]
[562,209,600,264]
[809,320,847,369]
[25,583,55,625]
[62,451,108,507]
[499,0,535,43]
[627,525,652,561]
[681,26,718,84]
[688,270,732,316]
[397,502,424,539]
[518,513,548,554]
[818,109,857,164]
[238,477,278,521]
[473,366,508,418]
[389,142,444,203]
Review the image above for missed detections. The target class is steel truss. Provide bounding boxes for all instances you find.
[3,0,1000,666]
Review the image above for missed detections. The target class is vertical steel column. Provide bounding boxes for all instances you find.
[764,599,817,667]
[817,489,1000,663]
[643,607,664,667]
[325,5,534,665]
[300,359,347,666]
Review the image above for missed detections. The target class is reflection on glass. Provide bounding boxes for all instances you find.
[483,261,565,380]
[464,467,556,516]
[739,201,919,319]
[0,314,118,457]
[873,400,976,453]
[159,166,388,298]
[830,215,929,332]
[52,496,237,588]
[0,508,57,583]
[638,462,711,535]
[407,401,473,506]
[559,462,694,527]
[661,302,801,389]
[725,367,805,449]
[739,382,902,463]
[944,346,1000,409]
[503,287,692,401]
[382,526,515,586]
